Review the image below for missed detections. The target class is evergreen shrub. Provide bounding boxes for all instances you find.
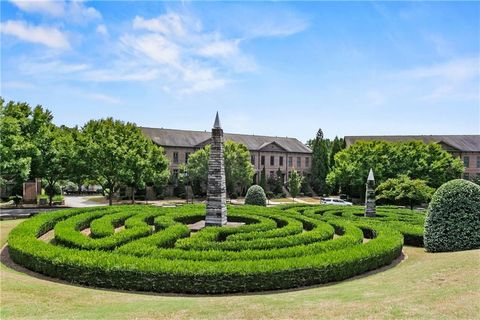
[424,179,480,252]
[245,185,267,206]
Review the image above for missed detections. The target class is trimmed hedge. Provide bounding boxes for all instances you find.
[245,185,267,206]
[7,204,425,294]
[424,179,480,252]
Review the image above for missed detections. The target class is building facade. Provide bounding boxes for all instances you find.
[344,135,480,181]
[141,127,312,185]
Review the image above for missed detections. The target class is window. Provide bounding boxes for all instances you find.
[270,171,274,178]
[477,156,480,168]
[261,156,265,166]
[305,157,310,168]
[270,156,275,166]
[463,156,470,167]
[463,173,470,180]
[297,157,301,168]
[279,156,284,166]
[185,152,190,163]
[173,152,179,164]
[288,157,293,167]
[172,169,179,183]
[251,155,255,165]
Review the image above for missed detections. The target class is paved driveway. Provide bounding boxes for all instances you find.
[64,196,106,208]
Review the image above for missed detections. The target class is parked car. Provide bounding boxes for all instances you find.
[321,198,353,206]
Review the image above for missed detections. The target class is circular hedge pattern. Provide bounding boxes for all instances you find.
[424,179,480,252]
[8,204,424,294]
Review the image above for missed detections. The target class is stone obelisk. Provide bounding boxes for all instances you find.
[205,112,228,226]
[365,168,376,217]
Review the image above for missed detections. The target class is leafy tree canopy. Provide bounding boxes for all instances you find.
[288,169,303,200]
[184,140,254,196]
[376,175,435,210]
[327,140,464,197]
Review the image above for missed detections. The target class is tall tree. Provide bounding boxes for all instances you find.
[62,126,90,193]
[0,99,37,191]
[124,136,169,204]
[82,118,164,206]
[309,128,330,195]
[329,136,345,168]
[327,140,464,197]
[0,99,55,194]
[259,167,267,191]
[288,169,303,201]
[38,126,74,206]
[185,140,254,196]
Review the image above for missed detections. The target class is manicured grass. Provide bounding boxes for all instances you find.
[1,218,479,319]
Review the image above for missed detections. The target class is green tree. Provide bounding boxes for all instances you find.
[83,118,155,206]
[38,126,74,206]
[0,99,37,191]
[124,135,169,204]
[224,141,255,195]
[185,140,254,196]
[259,167,267,191]
[376,175,435,210]
[63,126,90,193]
[329,136,345,168]
[288,169,303,201]
[327,140,463,197]
[309,128,329,195]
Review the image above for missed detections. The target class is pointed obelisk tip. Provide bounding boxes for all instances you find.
[213,111,221,129]
[367,168,375,181]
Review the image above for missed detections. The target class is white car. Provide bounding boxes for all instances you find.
[321,198,353,206]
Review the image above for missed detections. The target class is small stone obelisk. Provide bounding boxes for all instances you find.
[205,112,228,226]
[365,168,376,217]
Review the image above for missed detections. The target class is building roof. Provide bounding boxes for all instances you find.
[344,135,480,152]
[140,127,312,154]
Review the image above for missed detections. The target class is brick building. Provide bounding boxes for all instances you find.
[344,135,480,181]
[140,127,312,185]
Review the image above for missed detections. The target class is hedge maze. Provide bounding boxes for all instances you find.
[8,204,425,294]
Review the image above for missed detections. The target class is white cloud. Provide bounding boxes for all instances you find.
[68,1,101,22]
[1,81,34,89]
[9,0,64,16]
[96,24,108,36]
[401,57,479,82]
[82,68,159,82]
[86,93,123,105]
[1,20,70,49]
[119,13,255,94]
[9,0,101,22]
[133,14,187,37]
[120,33,181,66]
[197,39,240,58]
[19,60,89,75]
[396,57,480,103]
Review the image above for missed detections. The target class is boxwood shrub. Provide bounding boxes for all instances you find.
[245,185,267,206]
[424,179,480,252]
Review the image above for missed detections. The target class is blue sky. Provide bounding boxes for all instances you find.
[1,1,479,142]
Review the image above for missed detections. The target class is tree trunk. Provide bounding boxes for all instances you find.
[131,187,135,204]
[48,182,54,207]
[109,192,113,206]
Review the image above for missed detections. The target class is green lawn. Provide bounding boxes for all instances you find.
[1,219,479,320]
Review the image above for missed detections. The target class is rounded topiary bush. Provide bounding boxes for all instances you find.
[245,185,267,206]
[424,179,480,252]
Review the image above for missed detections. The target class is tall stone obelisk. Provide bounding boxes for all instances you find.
[365,168,376,217]
[205,112,228,226]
